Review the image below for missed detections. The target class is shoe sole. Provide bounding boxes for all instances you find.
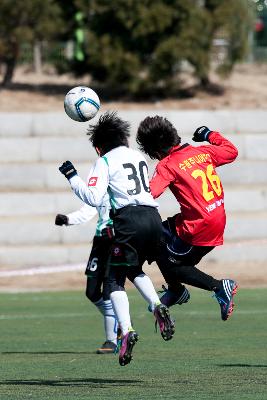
[96,348,116,354]
[157,306,175,341]
[223,283,238,321]
[119,333,139,366]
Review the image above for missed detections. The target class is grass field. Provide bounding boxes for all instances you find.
[0,288,266,400]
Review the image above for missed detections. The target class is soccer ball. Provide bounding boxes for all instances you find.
[64,86,100,122]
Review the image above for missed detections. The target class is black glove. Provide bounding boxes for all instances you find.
[55,214,69,226]
[192,126,211,142]
[59,161,77,180]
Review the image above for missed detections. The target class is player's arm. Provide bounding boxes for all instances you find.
[150,162,175,199]
[67,204,98,225]
[192,126,238,166]
[55,204,97,226]
[59,158,109,207]
[68,204,98,225]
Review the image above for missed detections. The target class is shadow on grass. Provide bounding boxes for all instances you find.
[0,377,141,387]
[1,351,93,355]
[219,364,267,368]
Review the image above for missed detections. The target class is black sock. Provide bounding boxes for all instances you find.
[172,265,221,292]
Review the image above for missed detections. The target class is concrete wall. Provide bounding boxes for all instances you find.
[1,110,267,267]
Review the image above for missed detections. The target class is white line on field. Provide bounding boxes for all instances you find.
[0,312,88,320]
[0,264,85,277]
[0,238,267,278]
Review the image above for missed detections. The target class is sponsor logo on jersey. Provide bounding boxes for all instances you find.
[88,177,98,186]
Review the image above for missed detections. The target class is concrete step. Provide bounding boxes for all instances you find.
[0,192,85,216]
[0,162,90,190]
[1,133,267,162]
[0,244,90,267]
[1,238,267,267]
[1,110,267,137]
[1,160,267,191]
[0,216,96,245]
[205,238,267,264]
[1,211,267,246]
[0,136,95,163]
[1,187,266,217]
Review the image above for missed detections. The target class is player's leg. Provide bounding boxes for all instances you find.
[173,259,238,321]
[110,206,163,326]
[107,244,138,366]
[162,235,238,320]
[85,236,117,353]
[124,206,175,341]
[155,243,190,307]
[158,283,190,308]
[109,206,175,365]
[160,218,220,291]
[155,218,192,306]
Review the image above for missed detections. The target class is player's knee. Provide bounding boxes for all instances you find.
[127,268,144,283]
[85,285,101,303]
[102,284,111,301]
[108,281,125,293]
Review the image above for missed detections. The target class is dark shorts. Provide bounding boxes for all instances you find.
[161,217,214,266]
[110,205,163,267]
[107,205,163,291]
[85,228,114,301]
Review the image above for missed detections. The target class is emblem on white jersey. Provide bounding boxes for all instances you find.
[88,177,98,186]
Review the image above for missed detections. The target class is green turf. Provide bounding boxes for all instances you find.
[0,288,266,400]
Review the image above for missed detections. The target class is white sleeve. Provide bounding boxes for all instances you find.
[69,158,109,207]
[67,204,97,225]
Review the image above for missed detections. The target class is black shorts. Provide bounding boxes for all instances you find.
[161,217,214,266]
[85,228,114,301]
[110,205,163,268]
[106,205,163,292]
[85,228,114,277]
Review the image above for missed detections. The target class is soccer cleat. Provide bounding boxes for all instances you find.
[119,330,139,366]
[148,285,190,312]
[214,279,238,321]
[160,285,190,307]
[96,340,117,354]
[154,304,175,341]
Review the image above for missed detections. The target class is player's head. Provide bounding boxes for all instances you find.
[87,111,130,155]
[136,116,181,160]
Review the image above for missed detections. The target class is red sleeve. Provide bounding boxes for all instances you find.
[150,161,175,198]
[202,131,238,167]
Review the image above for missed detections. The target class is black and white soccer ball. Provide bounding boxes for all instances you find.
[64,86,100,122]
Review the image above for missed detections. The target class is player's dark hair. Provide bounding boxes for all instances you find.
[136,116,181,159]
[87,111,130,154]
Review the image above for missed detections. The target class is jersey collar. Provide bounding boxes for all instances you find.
[169,143,190,154]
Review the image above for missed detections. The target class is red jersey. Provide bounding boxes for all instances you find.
[150,132,238,246]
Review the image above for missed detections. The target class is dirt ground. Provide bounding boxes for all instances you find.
[0,260,266,293]
[1,63,267,111]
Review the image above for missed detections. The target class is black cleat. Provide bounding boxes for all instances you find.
[160,285,190,307]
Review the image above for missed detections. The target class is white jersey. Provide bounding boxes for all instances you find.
[67,193,112,236]
[70,146,158,210]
